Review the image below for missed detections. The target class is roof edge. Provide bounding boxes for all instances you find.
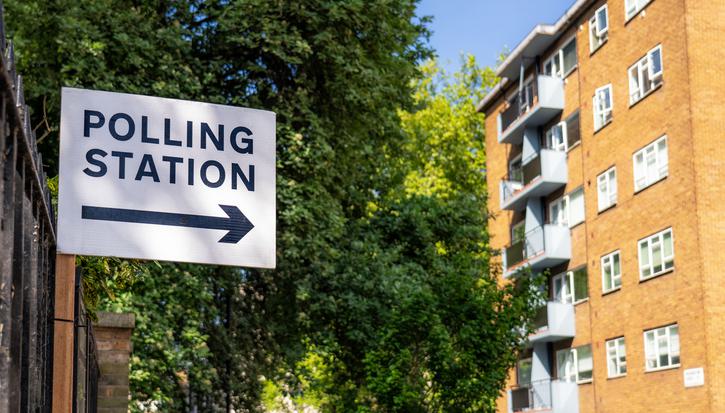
[477,0,594,114]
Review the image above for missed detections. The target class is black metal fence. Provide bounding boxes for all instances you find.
[0,7,98,413]
[0,22,58,413]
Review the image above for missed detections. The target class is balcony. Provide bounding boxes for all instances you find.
[509,379,579,413]
[530,301,575,343]
[503,225,571,278]
[500,149,568,211]
[499,75,564,145]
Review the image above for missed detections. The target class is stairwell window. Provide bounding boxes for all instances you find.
[601,250,622,293]
[597,167,617,211]
[638,228,674,280]
[626,0,653,21]
[644,324,680,371]
[544,37,577,78]
[589,4,609,53]
[633,135,668,192]
[593,84,613,131]
[606,337,627,378]
[557,345,593,383]
[629,45,663,104]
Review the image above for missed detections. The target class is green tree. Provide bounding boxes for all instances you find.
[275,57,541,412]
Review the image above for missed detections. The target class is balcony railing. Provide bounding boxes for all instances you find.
[510,379,552,412]
[509,379,579,413]
[530,301,576,343]
[503,225,571,277]
[499,75,565,145]
[500,150,568,211]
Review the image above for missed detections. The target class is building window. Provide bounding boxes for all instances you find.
[593,84,613,131]
[601,250,622,293]
[626,0,654,21]
[633,135,668,191]
[553,267,588,304]
[606,337,627,378]
[565,111,581,148]
[597,167,617,211]
[546,121,567,151]
[550,187,585,228]
[544,37,577,78]
[511,220,526,244]
[509,154,523,183]
[589,4,609,52]
[557,345,593,383]
[517,358,532,386]
[638,228,674,280]
[629,45,663,104]
[644,324,680,371]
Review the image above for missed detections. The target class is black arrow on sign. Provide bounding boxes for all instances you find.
[81,204,254,243]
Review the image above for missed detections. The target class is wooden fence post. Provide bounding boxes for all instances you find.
[52,254,76,413]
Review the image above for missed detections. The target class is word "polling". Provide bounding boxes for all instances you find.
[80,110,256,191]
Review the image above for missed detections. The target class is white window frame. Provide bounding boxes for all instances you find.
[638,228,674,280]
[552,271,574,304]
[606,337,627,378]
[549,187,585,228]
[644,324,680,371]
[593,84,613,131]
[546,121,568,152]
[625,0,654,21]
[597,167,617,211]
[553,267,588,304]
[557,345,593,384]
[633,135,668,192]
[543,36,577,79]
[589,4,609,53]
[629,45,663,104]
[549,195,569,227]
[601,250,622,293]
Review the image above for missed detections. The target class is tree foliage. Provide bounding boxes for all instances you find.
[6,1,540,411]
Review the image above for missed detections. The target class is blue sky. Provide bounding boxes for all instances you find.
[417,0,576,72]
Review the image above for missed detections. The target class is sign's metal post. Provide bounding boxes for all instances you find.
[52,254,76,413]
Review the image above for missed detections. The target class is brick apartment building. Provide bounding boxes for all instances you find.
[476,0,724,412]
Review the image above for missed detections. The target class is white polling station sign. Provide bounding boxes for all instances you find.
[57,88,276,268]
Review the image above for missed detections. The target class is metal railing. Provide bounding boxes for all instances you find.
[0,25,57,413]
[501,79,538,132]
[510,379,553,412]
[504,226,545,272]
[0,10,100,411]
[501,155,543,205]
[74,270,99,413]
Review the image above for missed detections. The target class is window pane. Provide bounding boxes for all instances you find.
[577,345,593,380]
[652,239,662,273]
[569,189,585,226]
[518,358,532,385]
[575,273,585,300]
[597,8,608,32]
[562,40,577,73]
[651,48,662,75]
[557,350,574,381]
[566,112,580,147]
[639,241,650,277]
[670,325,680,361]
[613,253,621,276]
[663,230,673,257]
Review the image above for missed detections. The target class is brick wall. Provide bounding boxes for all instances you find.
[93,312,135,413]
